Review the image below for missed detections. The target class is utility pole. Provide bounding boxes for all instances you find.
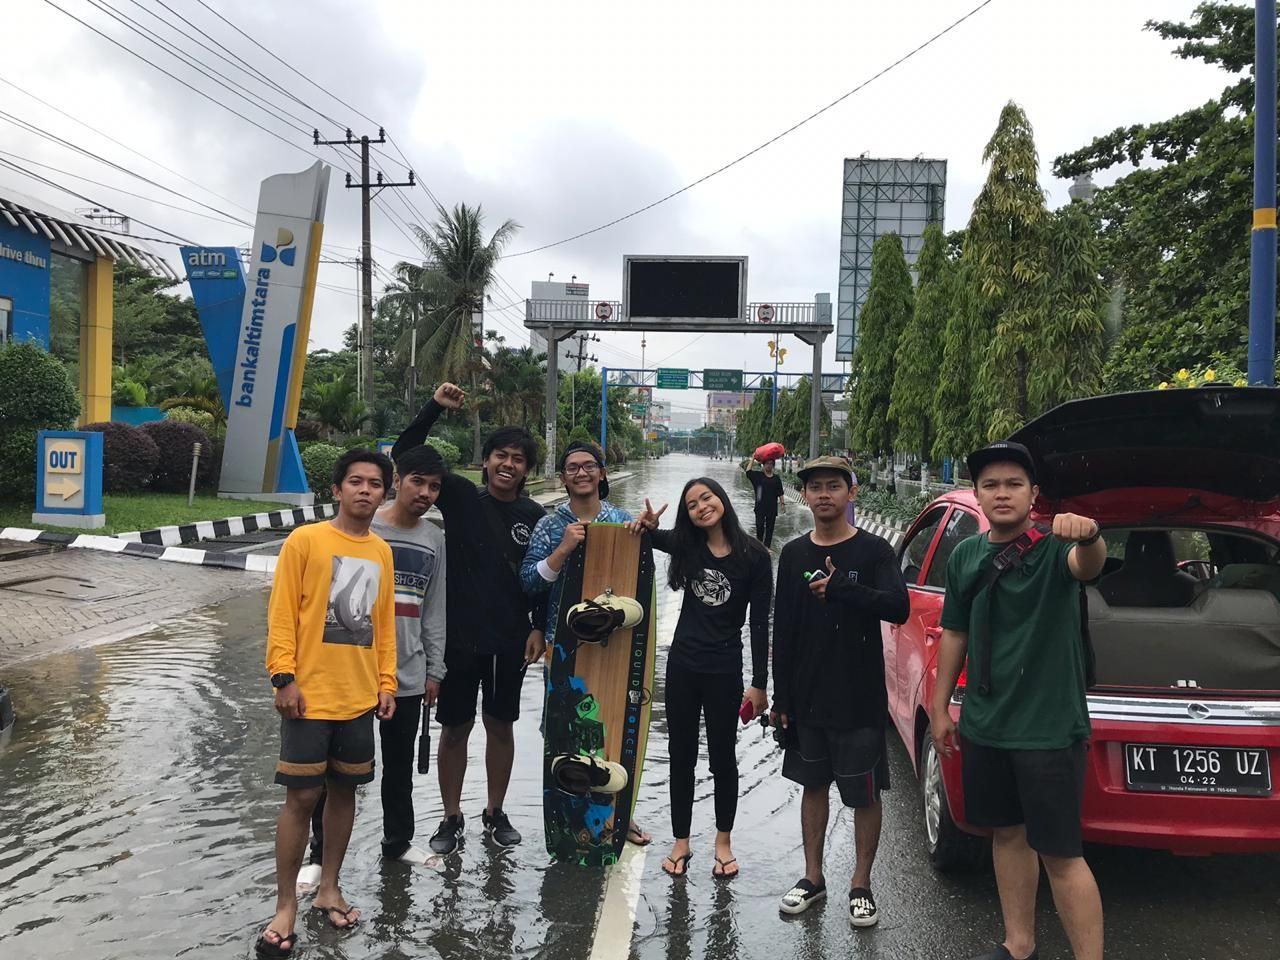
[314,127,416,409]
[1248,0,1277,386]
[565,332,600,372]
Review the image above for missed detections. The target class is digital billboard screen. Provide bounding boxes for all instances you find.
[623,256,746,322]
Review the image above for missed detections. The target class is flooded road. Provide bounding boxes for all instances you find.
[2,454,1278,959]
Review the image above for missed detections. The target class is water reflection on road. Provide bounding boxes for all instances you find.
[1,454,1277,959]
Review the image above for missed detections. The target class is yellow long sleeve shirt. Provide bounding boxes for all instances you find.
[266,521,397,720]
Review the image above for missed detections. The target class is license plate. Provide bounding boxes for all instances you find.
[1124,744,1271,797]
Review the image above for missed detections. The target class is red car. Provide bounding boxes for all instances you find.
[885,388,1280,869]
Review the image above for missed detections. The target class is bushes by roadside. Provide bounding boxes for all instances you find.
[0,342,80,499]
[857,488,931,525]
[81,422,160,492]
[302,443,343,501]
[141,420,214,492]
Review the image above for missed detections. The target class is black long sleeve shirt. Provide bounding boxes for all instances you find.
[772,530,909,730]
[651,530,772,688]
[392,399,547,659]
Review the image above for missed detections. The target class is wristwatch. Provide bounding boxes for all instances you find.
[270,672,295,689]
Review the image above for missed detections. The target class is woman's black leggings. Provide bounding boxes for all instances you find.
[665,661,743,839]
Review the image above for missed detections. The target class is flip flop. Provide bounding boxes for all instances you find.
[255,928,296,958]
[712,856,739,879]
[661,853,693,877]
[312,902,360,930]
[626,822,652,846]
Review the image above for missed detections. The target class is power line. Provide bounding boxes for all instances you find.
[503,0,998,258]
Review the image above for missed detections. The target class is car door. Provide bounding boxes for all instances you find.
[886,505,948,745]
[905,506,982,719]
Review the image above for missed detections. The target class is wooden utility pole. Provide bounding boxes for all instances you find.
[314,128,415,409]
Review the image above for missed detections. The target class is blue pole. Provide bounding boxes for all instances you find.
[600,367,609,457]
[1249,0,1277,386]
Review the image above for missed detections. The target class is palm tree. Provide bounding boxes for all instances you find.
[411,203,520,463]
[306,374,360,439]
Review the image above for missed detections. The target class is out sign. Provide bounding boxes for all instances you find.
[48,445,80,473]
[34,431,105,527]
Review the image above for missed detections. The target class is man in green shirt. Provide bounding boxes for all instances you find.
[930,441,1107,960]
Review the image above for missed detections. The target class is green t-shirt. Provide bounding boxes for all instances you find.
[939,532,1091,750]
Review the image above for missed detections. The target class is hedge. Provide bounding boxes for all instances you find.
[0,342,79,499]
[302,443,343,501]
[141,420,213,493]
[82,421,160,492]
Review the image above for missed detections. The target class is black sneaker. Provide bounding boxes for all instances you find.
[848,887,878,928]
[429,814,464,855]
[483,808,522,847]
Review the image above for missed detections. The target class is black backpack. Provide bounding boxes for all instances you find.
[963,524,1097,694]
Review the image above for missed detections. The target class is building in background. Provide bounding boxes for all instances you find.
[670,411,702,432]
[527,279,590,358]
[649,399,671,428]
[706,391,748,430]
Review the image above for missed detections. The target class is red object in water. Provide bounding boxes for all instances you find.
[754,442,784,463]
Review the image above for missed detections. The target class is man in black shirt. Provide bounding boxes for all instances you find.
[391,383,547,854]
[771,456,909,928]
[743,455,786,547]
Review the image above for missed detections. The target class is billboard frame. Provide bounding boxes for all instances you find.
[621,254,748,325]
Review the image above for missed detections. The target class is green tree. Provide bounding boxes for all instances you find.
[932,260,987,463]
[411,203,520,462]
[1054,4,1279,389]
[850,234,914,458]
[969,101,1051,438]
[734,382,774,456]
[889,224,948,465]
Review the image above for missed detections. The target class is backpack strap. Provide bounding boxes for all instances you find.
[969,524,1050,695]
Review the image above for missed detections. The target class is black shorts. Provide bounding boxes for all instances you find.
[781,723,889,808]
[275,708,375,789]
[960,735,1087,858]
[436,651,527,726]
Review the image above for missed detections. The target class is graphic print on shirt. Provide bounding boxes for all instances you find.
[691,568,732,607]
[324,555,381,646]
[511,521,532,547]
[390,543,437,620]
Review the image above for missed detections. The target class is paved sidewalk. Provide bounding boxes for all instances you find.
[0,550,268,668]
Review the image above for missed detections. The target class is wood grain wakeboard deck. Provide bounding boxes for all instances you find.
[543,524,656,865]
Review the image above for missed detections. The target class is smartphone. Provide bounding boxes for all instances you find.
[739,699,755,725]
[805,568,829,583]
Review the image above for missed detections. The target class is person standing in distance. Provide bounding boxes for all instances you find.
[743,455,786,547]
[771,456,908,928]
[391,383,548,854]
[257,450,398,958]
[931,442,1106,960]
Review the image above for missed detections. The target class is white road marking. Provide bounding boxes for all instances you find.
[589,842,647,960]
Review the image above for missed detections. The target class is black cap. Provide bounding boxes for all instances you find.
[966,440,1037,484]
[559,441,610,500]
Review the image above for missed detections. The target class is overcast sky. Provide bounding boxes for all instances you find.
[4,0,1233,419]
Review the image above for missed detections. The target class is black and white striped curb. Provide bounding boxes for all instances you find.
[857,511,907,548]
[0,504,336,574]
[116,503,336,547]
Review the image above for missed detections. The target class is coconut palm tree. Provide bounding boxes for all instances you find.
[411,203,520,462]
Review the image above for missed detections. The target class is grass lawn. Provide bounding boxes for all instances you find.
[0,492,302,536]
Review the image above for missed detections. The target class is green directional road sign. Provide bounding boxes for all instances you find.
[630,402,646,417]
[703,368,743,391]
[656,367,690,389]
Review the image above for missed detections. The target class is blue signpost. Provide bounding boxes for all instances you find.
[32,430,105,529]
[1249,0,1277,386]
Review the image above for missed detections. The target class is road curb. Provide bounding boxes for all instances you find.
[859,510,907,548]
[116,503,336,547]
[0,527,279,574]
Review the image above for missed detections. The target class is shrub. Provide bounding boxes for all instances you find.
[423,437,460,468]
[567,425,593,446]
[344,435,379,452]
[81,421,159,492]
[141,420,212,493]
[164,405,216,436]
[197,438,223,491]
[302,443,343,501]
[0,341,79,429]
[0,427,39,501]
[294,419,323,442]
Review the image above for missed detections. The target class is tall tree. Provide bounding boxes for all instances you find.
[969,101,1051,439]
[889,224,948,466]
[850,233,914,458]
[412,203,520,463]
[932,260,987,464]
[1054,4,1280,390]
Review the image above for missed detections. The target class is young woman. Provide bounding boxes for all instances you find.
[633,477,773,879]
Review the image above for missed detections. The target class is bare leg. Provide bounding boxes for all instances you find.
[313,782,359,926]
[481,714,514,814]
[712,830,738,878]
[1041,854,1103,960]
[265,785,322,942]
[991,825,1039,959]
[437,721,473,819]
[850,800,882,890]
[801,786,829,886]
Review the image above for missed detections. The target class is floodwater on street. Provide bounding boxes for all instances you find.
[1,454,1278,959]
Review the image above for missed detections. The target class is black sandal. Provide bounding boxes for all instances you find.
[712,856,738,879]
[312,902,360,929]
[662,853,693,877]
[255,928,296,957]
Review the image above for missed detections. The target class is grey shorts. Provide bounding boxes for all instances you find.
[782,723,889,807]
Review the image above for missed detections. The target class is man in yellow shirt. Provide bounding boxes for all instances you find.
[257,450,398,959]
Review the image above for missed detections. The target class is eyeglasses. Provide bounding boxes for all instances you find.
[562,462,601,476]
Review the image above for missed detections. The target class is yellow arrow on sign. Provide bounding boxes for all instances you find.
[47,476,82,501]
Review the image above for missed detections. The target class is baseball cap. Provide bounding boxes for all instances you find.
[796,455,856,485]
[966,440,1037,484]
